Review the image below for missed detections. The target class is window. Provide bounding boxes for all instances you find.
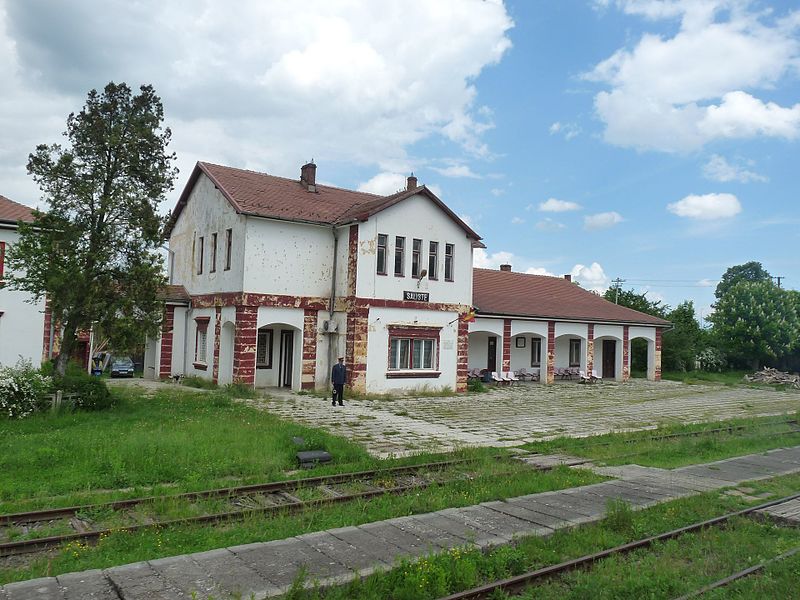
[197,236,204,274]
[389,338,436,370]
[210,233,217,273]
[394,236,405,276]
[224,228,232,271]
[531,338,542,367]
[376,234,388,275]
[194,318,210,366]
[0,241,5,283]
[444,243,455,281]
[569,338,581,367]
[411,238,422,278]
[428,241,438,280]
[256,328,273,368]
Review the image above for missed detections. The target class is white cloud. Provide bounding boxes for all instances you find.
[490,187,504,197]
[511,216,524,224]
[525,266,556,276]
[549,120,581,140]
[570,262,610,292]
[0,0,513,205]
[473,248,515,269]
[535,218,565,231]
[702,154,767,183]
[431,164,481,178]
[584,211,624,230]
[667,193,741,220]
[697,278,717,287]
[357,172,407,195]
[586,2,800,152]
[539,198,582,212]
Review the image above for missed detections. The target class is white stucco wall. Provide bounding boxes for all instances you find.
[0,228,46,367]
[629,326,656,342]
[594,324,624,340]
[469,318,504,337]
[255,306,305,389]
[244,218,334,298]
[356,194,473,306]
[365,306,459,393]
[511,320,549,338]
[510,334,545,373]
[169,174,246,296]
[185,307,215,379]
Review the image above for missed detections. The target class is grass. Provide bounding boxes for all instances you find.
[0,460,604,585]
[0,386,371,512]
[521,414,800,468]
[296,385,458,401]
[283,472,800,599]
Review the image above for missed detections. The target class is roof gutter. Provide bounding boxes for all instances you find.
[472,311,671,328]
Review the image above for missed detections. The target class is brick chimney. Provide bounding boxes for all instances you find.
[564,274,572,282]
[500,264,512,272]
[300,161,317,192]
[407,173,418,191]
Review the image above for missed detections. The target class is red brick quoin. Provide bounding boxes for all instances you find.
[502,318,511,372]
[233,305,258,385]
[159,305,175,379]
[622,325,630,381]
[301,309,318,390]
[586,323,595,375]
[655,328,663,381]
[546,321,556,384]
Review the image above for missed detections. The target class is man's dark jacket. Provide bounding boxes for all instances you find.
[332,363,347,385]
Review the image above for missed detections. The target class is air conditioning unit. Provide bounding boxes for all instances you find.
[321,320,339,333]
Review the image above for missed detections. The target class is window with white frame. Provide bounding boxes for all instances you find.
[256,328,273,368]
[428,241,438,280]
[389,337,436,370]
[411,238,422,278]
[394,236,405,276]
[376,233,388,275]
[444,243,455,281]
[531,337,542,367]
[569,338,581,367]
[194,318,210,365]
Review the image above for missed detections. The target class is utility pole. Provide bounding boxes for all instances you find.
[612,277,625,304]
[774,276,784,289]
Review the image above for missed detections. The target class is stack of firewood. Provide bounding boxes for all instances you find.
[744,367,800,388]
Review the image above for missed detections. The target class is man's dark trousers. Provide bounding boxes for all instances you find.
[332,383,344,406]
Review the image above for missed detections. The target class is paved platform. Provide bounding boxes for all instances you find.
[241,379,800,457]
[756,496,800,526]
[4,445,800,600]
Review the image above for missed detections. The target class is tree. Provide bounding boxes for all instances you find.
[602,288,668,319]
[662,301,702,371]
[709,280,800,369]
[715,261,771,299]
[7,83,177,375]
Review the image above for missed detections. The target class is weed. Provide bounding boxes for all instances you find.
[181,376,218,390]
[604,499,634,534]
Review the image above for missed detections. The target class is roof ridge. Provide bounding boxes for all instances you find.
[473,267,568,281]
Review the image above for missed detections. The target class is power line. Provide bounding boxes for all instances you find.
[611,277,625,304]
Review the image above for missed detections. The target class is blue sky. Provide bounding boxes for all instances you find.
[1,0,798,319]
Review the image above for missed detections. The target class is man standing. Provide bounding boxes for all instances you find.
[331,356,346,406]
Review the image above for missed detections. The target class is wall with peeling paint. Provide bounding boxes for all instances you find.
[356,194,473,305]
[254,306,304,389]
[365,306,460,393]
[243,219,334,297]
[169,174,246,295]
[186,307,216,378]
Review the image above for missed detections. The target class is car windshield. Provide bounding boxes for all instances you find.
[113,358,134,366]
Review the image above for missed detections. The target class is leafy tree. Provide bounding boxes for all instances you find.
[7,83,177,375]
[662,301,702,371]
[709,280,800,369]
[603,288,668,319]
[715,261,771,299]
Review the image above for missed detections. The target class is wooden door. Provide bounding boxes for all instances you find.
[602,339,616,379]
[279,330,293,388]
[487,336,498,372]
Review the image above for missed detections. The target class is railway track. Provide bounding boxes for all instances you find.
[437,491,800,600]
[0,455,527,559]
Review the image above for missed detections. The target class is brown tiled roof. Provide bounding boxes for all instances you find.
[473,268,670,326]
[0,195,35,225]
[159,284,190,304]
[164,162,482,243]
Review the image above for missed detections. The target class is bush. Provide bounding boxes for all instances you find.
[467,378,487,393]
[53,372,114,411]
[0,359,51,419]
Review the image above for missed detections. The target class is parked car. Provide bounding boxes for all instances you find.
[110,357,135,378]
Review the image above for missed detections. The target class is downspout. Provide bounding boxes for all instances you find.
[327,225,339,390]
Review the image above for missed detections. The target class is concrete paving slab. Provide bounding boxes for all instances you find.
[415,512,507,548]
[104,562,186,599]
[502,498,579,528]
[439,506,535,542]
[190,547,280,599]
[57,570,118,600]
[390,515,474,550]
[480,500,558,533]
[510,497,597,525]
[3,578,64,600]
[359,521,437,557]
[299,530,390,573]
[148,555,218,599]
[327,526,407,566]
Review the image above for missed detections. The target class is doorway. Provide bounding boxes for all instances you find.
[279,330,293,388]
[602,339,616,379]
[487,336,498,372]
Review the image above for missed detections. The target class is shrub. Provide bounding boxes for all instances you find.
[467,378,487,393]
[0,359,51,419]
[53,372,114,411]
[181,375,217,389]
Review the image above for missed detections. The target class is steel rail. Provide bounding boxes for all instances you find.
[672,546,800,599]
[0,457,478,526]
[437,491,800,600]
